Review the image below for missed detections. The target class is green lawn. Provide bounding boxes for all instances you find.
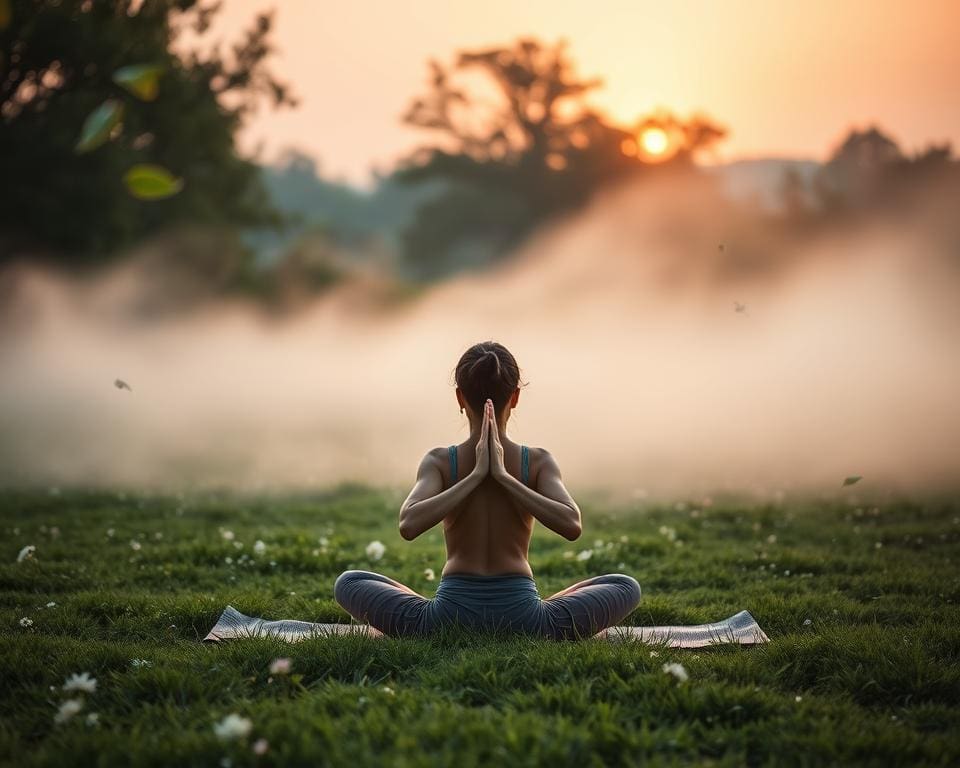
[1,486,958,767]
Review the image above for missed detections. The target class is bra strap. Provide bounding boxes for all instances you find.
[448,445,458,484]
[520,445,529,486]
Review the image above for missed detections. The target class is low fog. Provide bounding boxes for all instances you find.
[1,173,958,498]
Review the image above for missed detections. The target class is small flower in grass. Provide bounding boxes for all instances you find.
[381,686,395,695]
[423,568,435,581]
[318,536,329,547]
[662,662,688,683]
[17,545,36,562]
[106,528,115,537]
[252,738,269,755]
[365,540,385,561]
[576,549,592,561]
[130,658,152,668]
[46,601,56,608]
[19,617,33,627]
[253,540,266,556]
[55,698,84,724]
[85,712,99,727]
[649,650,660,658]
[269,658,292,676]
[213,713,252,741]
[63,672,98,694]
[129,540,141,551]
[795,695,803,702]
[803,618,812,626]
[220,529,235,541]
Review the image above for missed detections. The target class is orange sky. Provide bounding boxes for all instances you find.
[210,0,960,189]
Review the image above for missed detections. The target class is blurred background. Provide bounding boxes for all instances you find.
[1,0,958,496]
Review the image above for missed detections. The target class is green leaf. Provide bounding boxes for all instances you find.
[123,164,184,200]
[75,100,124,154]
[112,64,164,102]
[841,476,862,487]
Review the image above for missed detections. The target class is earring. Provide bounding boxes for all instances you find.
[460,407,464,414]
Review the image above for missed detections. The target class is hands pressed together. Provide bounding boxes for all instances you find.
[473,398,509,483]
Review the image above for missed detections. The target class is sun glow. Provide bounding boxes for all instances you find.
[640,126,669,156]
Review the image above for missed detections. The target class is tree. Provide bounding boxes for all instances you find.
[0,0,295,265]
[393,37,725,280]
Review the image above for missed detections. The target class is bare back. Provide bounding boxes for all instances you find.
[438,441,537,577]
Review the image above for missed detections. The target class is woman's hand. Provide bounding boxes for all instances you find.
[488,400,509,482]
[472,400,491,478]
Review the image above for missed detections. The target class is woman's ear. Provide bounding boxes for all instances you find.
[456,387,466,410]
[510,388,520,408]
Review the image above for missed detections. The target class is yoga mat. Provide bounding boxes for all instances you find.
[203,605,769,648]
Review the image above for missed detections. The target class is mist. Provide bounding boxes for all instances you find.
[2,172,958,498]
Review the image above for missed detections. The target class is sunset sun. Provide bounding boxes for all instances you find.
[640,126,669,157]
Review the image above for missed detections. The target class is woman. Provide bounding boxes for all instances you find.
[334,341,641,639]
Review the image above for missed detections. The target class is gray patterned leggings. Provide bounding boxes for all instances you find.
[334,570,641,640]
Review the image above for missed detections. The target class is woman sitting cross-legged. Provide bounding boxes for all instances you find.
[334,341,641,639]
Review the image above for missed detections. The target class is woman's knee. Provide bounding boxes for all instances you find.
[334,569,372,606]
[608,573,642,606]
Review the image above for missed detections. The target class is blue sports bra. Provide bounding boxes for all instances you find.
[449,444,529,486]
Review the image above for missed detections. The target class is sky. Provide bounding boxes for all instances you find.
[208,0,960,189]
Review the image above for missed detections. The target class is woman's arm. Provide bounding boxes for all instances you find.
[487,410,582,540]
[398,406,491,540]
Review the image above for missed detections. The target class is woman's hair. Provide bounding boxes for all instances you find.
[454,341,524,417]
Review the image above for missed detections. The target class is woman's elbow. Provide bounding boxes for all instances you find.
[564,521,582,541]
[398,516,419,541]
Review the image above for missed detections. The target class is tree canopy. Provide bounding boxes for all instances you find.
[394,37,726,279]
[0,0,295,265]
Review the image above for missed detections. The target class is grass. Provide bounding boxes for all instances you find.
[1,485,958,767]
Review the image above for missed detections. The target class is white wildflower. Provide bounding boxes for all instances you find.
[50,526,61,538]
[129,540,141,551]
[803,618,812,626]
[318,536,329,547]
[63,672,98,694]
[269,658,292,676]
[649,650,660,658]
[252,739,269,755]
[130,659,152,668]
[106,528,115,537]
[213,713,252,741]
[220,529,235,541]
[423,568,435,581]
[85,712,99,726]
[253,540,266,556]
[658,526,677,542]
[795,695,803,702]
[46,602,56,608]
[662,662,688,683]
[365,540,386,561]
[54,698,84,724]
[381,686,395,695]
[766,534,777,544]
[19,617,33,627]
[576,549,592,561]
[17,545,36,563]
[224,557,233,565]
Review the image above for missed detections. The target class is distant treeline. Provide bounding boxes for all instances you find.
[1,2,957,309]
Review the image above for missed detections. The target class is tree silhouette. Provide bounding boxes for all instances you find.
[394,37,725,280]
